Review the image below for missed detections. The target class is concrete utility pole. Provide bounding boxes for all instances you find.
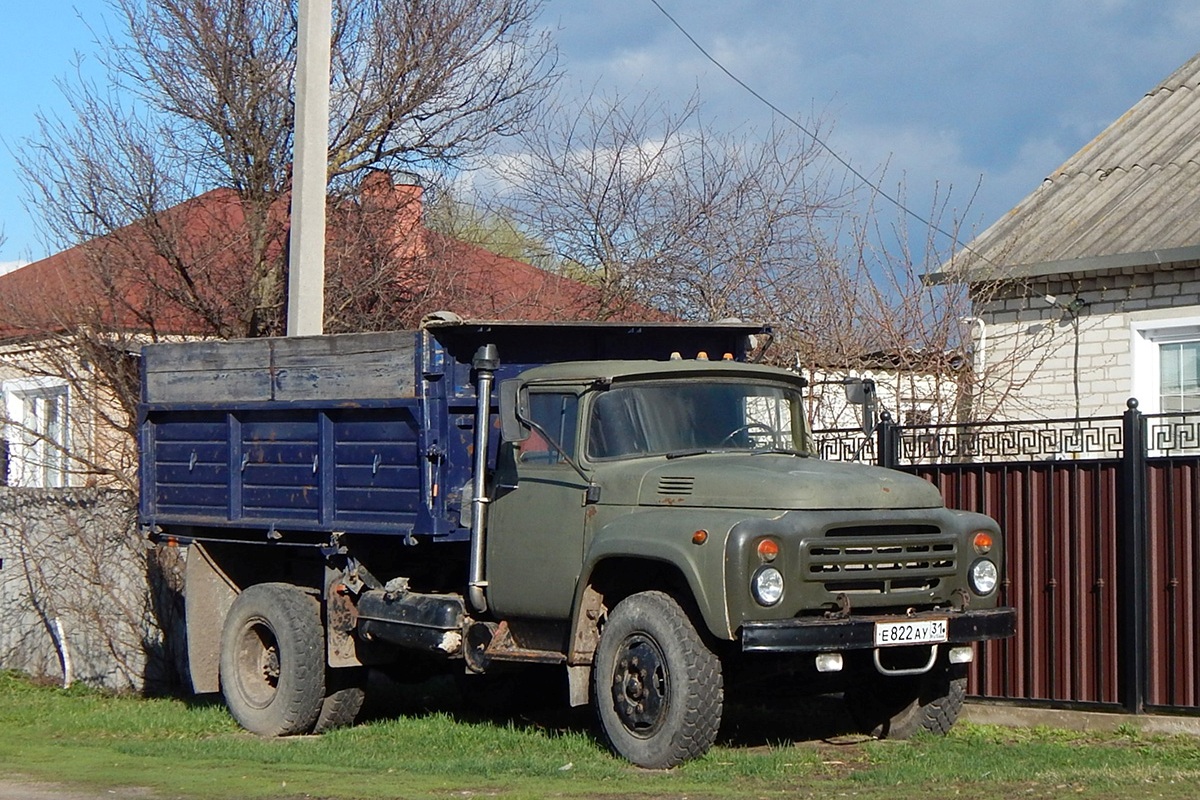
[287,0,332,336]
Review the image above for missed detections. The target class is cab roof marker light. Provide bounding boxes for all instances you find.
[696,351,709,360]
[669,351,682,360]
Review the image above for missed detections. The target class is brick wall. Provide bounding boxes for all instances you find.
[970,261,1200,419]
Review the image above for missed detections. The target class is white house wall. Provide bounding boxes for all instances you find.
[974,261,1200,420]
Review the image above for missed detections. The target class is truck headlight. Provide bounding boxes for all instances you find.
[751,566,784,606]
[970,558,999,595]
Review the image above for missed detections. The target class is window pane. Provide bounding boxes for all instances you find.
[520,392,578,464]
[4,386,69,488]
[1161,342,1200,413]
[1184,344,1200,393]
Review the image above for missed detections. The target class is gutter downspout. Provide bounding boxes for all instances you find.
[467,344,499,613]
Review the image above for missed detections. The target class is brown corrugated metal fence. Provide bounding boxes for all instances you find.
[1145,457,1200,708]
[912,460,1122,708]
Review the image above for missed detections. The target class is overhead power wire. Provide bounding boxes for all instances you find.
[648,0,993,268]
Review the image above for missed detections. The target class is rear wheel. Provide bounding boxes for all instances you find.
[220,583,325,736]
[844,660,965,739]
[593,591,723,768]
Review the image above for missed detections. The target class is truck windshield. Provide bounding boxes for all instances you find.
[586,380,809,460]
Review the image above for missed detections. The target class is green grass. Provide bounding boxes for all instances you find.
[2,670,1198,799]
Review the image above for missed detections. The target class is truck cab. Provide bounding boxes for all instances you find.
[483,357,1011,765]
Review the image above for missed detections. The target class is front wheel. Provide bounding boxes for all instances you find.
[844,660,966,739]
[593,591,723,768]
[219,582,326,736]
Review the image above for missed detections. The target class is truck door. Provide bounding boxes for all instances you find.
[486,389,588,619]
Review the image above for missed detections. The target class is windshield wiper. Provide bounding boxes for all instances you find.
[665,448,715,459]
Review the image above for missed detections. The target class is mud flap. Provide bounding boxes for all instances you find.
[184,542,238,693]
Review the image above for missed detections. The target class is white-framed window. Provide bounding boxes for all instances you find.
[1159,341,1200,412]
[1,378,70,488]
[1130,316,1200,415]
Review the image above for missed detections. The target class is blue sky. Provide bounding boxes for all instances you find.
[3,0,1199,269]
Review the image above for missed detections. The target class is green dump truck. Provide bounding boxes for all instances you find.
[140,317,1015,768]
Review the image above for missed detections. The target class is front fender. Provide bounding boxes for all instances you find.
[577,508,754,641]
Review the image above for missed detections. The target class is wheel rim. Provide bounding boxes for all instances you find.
[233,619,281,709]
[609,633,670,738]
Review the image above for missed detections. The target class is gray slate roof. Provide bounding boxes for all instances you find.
[939,52,1200,282]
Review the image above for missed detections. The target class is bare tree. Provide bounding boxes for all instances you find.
[794,176,1067,430]
[486,90,1048,427]
[15,0,556,338]
[783,180,975,426]
[486,91,851,322]
[485,91,956,363]
[1,0,556,486]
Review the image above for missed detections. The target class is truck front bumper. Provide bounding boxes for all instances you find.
[740,606,1016,653]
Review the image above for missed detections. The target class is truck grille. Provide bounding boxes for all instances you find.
[803,529,957,595]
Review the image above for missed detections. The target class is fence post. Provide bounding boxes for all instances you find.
[1119,398,1148,714]
[876,411,899,469]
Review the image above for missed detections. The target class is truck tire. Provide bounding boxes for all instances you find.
[844,662,966,739]
[219,583,325,736]
[593,591,723,768]
[312,668,367,733]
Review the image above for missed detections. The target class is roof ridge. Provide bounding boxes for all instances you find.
[1053,158,1200,179]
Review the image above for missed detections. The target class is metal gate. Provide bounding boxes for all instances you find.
[816,400,1200,714]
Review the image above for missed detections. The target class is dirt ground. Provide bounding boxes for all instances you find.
[0,778,158,800]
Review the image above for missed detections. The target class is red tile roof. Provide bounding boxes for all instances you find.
[0,174,652,341]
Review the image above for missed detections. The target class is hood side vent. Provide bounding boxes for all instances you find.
[657,476,696,495]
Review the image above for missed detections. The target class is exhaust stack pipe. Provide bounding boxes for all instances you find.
[467,344,499,613]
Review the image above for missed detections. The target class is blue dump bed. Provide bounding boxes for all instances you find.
[138,318,767,544]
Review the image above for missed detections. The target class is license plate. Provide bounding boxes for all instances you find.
[874,618,948,647]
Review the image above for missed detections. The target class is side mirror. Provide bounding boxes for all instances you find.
[498,379,529,443]
[843,378,878,436]
[843,377,873,405]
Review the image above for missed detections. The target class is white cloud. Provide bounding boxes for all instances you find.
[542,0,1199,245]
[0,260,29,276]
